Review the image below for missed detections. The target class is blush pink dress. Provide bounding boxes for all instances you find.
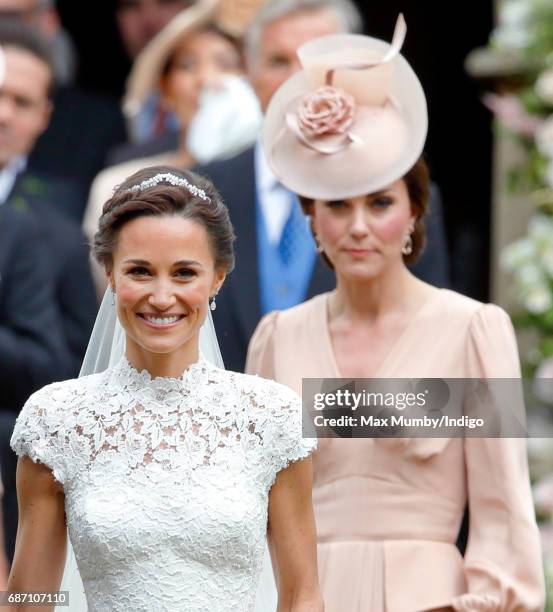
[246,288,545,612]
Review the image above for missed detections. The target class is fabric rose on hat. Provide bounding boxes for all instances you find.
[297,86,356,139]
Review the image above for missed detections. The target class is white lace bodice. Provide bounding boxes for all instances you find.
[11,356,316,612]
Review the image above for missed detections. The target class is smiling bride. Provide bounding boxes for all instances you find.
[8,166,322,612]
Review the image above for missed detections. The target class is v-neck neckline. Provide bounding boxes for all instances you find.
[318,288,443,378]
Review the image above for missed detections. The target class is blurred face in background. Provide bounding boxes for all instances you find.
[0,46,52,167]
[116,0,193,59]
[160,28,243,129]
[248,7,342,113]
[0,0,59,36]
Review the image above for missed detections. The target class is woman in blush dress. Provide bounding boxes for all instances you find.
[246,16,545,612]
[8,166,322,612]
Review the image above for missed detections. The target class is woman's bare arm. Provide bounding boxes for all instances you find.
[268,457,323,612]
[7,457,67,611]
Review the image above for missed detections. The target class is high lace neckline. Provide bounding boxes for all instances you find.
[111,353,212,391]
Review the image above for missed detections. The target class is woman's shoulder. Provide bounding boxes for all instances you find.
[258,293,327,332]
[432,288,510,324]
[215,366,300,407]
[24,371,109,411]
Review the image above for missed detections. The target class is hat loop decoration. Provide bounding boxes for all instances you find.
[282,14,407,157]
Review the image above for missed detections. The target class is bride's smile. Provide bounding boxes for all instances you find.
[108,214,226,370]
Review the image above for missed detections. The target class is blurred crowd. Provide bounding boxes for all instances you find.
[0,0,453,582]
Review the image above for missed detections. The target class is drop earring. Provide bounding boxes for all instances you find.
[111,286,116,306]
[402,222,415,256]
[210,296,217,311]
[314,235,324,254]
[402,234,413,256]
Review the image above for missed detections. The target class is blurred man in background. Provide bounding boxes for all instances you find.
[0,0,127,221]
[0,19,97,560]
[198,0,450,373]
[115,0,194,59]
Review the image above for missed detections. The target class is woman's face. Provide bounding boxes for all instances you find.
[161,29,242,128]
[109,214,225,359]
[312,179,415,280]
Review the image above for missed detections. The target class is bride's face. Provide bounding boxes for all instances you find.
[312,179,415,280]
[109,214,225,357]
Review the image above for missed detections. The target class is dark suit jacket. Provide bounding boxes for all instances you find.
[0,205,70,409]
[0,205,77,562]
[198,147,450,373]
[28,87,127,223]
[8,173,98,377]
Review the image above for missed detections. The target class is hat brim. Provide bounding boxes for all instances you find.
[262,34,428,201]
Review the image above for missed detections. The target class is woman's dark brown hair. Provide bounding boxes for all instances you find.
[300,155,430,268]
[92,165,235,273]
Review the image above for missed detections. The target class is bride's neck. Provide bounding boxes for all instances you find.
[125,338,200,378]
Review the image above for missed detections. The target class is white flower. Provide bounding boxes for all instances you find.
[542,247,553,277]
[529,214,553,240]
[524,285,553,314]
[498,0,531,27]
[536,116,553,158]
[501,238,536,271]
[491,0,531,50]
[537,69,553,105]
[516,263,544,286]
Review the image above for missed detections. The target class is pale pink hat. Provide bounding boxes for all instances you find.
[262,15,428,200]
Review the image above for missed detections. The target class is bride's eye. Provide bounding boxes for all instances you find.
[128,266,150,276]
[175,268,196,279]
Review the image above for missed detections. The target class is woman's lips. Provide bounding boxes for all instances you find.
[136,313,186,330]
[344,248,376,257]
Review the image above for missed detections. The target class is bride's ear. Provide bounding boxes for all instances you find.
[106,267,115,292]
[212,269,226,296]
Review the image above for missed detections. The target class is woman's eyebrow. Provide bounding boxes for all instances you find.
[122,259,202,266]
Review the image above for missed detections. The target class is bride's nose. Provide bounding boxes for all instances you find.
[148,280,177,310]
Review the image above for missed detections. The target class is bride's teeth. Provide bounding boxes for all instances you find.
[144,315,180,325]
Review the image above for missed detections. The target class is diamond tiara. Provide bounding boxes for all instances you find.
[127,172,211,203]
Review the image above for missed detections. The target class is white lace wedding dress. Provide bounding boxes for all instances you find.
[11,353,316,611]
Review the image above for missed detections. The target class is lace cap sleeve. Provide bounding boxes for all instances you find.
[10,383,69,485]
[247,377,317,490]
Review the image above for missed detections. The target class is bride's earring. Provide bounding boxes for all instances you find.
[111,286,116,306]
[210,295,217,311]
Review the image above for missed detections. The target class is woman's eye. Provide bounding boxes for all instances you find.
[325,200,346,209]
[128,266,149,276]
[172,58,196,72]
[371,197,394,209]
[175,268,196,278]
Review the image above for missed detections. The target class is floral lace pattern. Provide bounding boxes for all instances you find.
[11,356,316,611]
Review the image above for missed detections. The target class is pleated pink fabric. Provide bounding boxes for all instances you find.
[246,288,545,612]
